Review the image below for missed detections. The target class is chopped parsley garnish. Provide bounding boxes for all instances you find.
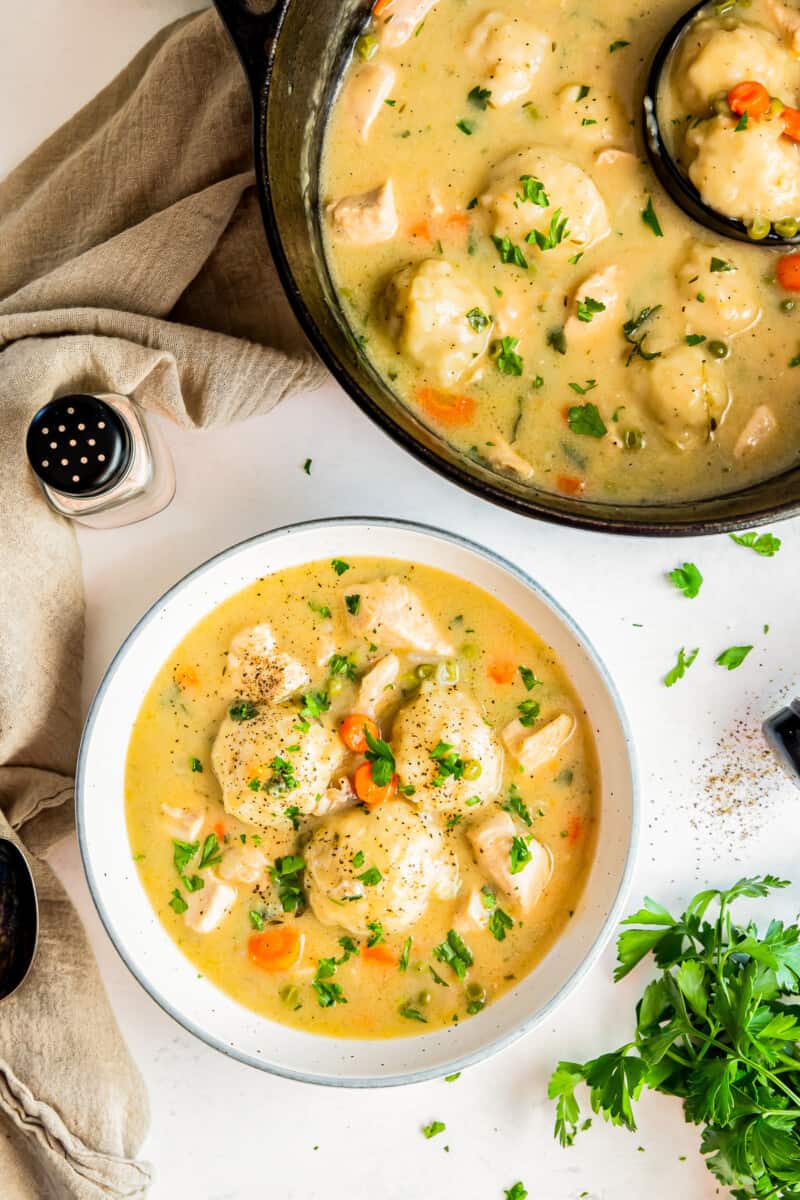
[668,562,703,599]
[519,665,542,691]
[568,378,597,395]
[510,835,532,874]
[264,755,299,796]
[664,646,699,687]
[445,1072,461,1082]
[342,594,361,618]
[173,838,199,878]
[189,756,203,773]
[399,936,412,972]
[576,84,591,100]
[303,457,312,474]
[329,653,358,682]
[517,699,541,727]
[576,296,606,323]
[357,866,383,887]
[491,234,528,269]
[568,251,584,265]
[270,854,306,913]
[285,805,301,831]
[492,335,524,376]
[729,530,781,556]
[609,39,630,50]
[367,921,385,947]
[489,907,515,941]
[198,832,222,870]
[790,351,800,367]
[308,600,332,619]
[503,782,533,826]
[429,741,473,786]
[505,1185,528,1200]
[456,118,475,135]
[229,699,259,721]
[710,256,735,272]
[466,306,491,332]
[516,174,549,207]
[623,305,662,364]
[423,1120,446,1139]
[686,333,706,346]
[568,402,607,438]
[399,1004,428,1022]
[547,327,567,354]
[735,111,748,131]
[716,644,753,670]
[249,910,265,931]
[169,888,188,914]
[467,196,478,210]
[338,936,359,960]
[313,971,347,1008]
[433,929,474,980]
[641,195,663,237]
[467,85,491,109]
[352,850,365,868]
[300,690,331,723]
[527,208,570,251]
[331,558,351,575]
[364,726,396,787]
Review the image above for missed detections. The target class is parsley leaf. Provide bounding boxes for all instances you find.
[466,306,491,332]
[329,653,358,682]
[686,333,706,346]
[516,174,549,207]
[715,644,753,670]
[729,531,782,557]
[735,111,748,131]
[399,1004,428,1022]
[357,866,383,886]
[641,195,663,237]
[623,305,662,364]
[331,558,351,575]
[198,832,222,870]
[519,665,542,691]
[517,699,541,727]
[345,593,361,615]
[168,888,187,914]
[576,296,606,323]
[468,84,491,109]
[367,920,385,947]
[568,402,607,438]
[710,256,735,273]
[491,234,528,269]
[433,929,474,980]
[229,699,259,721]
[505,1185,528,1200]
[664,646,699,687]
[303,457,312,474]
[189,756,203,773]
[609,39,630,50]
[308,599,332,619]
[527,208,570,251]
[492,335,524,376]
[489,907,515,941]
[503,783,533,826]
[270,855,306,914]
[510,836,532,874]
[399,936,412,972]
[456,118,475,135]
[668,562,703,599]
[364,726,396,787]
[423,1120,446,1139]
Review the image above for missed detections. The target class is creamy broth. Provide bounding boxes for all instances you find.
[125,558,598,1039]
[322,0,800,503]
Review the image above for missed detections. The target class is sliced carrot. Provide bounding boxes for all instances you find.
[373,0,393,14]
[567,815,583,845]
[777,252,800,290]
[354,761,396,809]
[444,212,470,237]
[362,942,398,966]
[340,713,380,754]
[409,219,434,241]
[213,821,226,841]
[782,106,800,141]
[248,926,304,973]
[556,475,585,495]
[416,386,476,428]
[174,665,199,689]
[488,659,516,685]
[727,80,770,118]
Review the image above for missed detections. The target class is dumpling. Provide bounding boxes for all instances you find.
[227,624,309,703]
[563,264,624,342]
[329,180,399,245]
[677,244,761,338]
[392,684,504,811]
[556,85,631,148]
[468,811,552,911]
[344,576,454,656]
[211,704,346,829]
[304,800,459,935]
[674,19,800,110]
[384,259,492,386]
[685,116,800,222]
[466,12,550,106]
[643,346,730,450]
[481,149,610,255]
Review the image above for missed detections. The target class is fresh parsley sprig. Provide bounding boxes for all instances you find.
[548,875,800,1200]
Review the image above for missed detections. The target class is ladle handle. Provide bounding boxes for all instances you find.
[213,0,286,94]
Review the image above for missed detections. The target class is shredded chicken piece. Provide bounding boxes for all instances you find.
[734,405,778,458]
[767,0,800,54]
[468,811,552,910]
[502,713,575,774]
[329,180,398,245]
[355,653,400,716]
[346,61,396,141]
[183,871,237,933]
[484,435,534,480]
[345,576,454,655]
[218,843,267,885]
[161,804,204,842]
[311,777,356,817]
[564,265,623,341]
[377,0,439,48]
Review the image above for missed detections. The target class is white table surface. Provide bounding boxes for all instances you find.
[4,4,800,1197]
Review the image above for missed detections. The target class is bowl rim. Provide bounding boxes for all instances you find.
[75,515,641,1087]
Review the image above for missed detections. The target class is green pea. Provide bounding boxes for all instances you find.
[622,428,645,450]
[465,981,486,1002]
[279,984,300,1007]
[415,663,436,680]
[770,96,787,116]
[435,659,460,685]
[459,642,479,660]
[708,339,729,359]
[417,989,432,1006]
[356,34,378,61]
[775,217,799,238]
[328,676,345,697]
[781,299,796,313]
[462,759,482,780]
[747,216,771,241]
[399,671,420,691]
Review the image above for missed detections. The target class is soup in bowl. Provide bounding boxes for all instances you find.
[77,519,637,1083]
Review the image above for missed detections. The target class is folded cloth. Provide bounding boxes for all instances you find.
[0,8,326,1197]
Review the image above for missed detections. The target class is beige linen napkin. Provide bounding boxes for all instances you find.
[0,8,326,1197]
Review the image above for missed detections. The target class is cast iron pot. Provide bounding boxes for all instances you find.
[213,0,800,536]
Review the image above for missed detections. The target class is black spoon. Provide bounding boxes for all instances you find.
[643,0,800,247]
[0,837,39,1000]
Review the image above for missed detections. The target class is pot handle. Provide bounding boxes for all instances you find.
[213,0,285,94]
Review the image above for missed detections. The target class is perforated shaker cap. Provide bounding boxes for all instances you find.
[26,394,132,497]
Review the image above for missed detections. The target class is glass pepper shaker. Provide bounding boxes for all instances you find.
[25,393,175,529]
[763,699,800,790]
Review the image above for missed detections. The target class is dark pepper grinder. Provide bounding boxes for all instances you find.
[25,393,175,529]
[763,699,800,789]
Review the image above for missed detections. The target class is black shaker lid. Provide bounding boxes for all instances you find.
[26,394,132,497]
[763,699,800,789]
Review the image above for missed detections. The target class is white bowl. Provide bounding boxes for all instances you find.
[76,517,639,1087]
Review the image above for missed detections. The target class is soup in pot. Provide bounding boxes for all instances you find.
[125,557,598,1039]
[321,0,800,503]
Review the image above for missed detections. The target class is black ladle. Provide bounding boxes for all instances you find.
[0,837,39,1000]
[644,0,800,247]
